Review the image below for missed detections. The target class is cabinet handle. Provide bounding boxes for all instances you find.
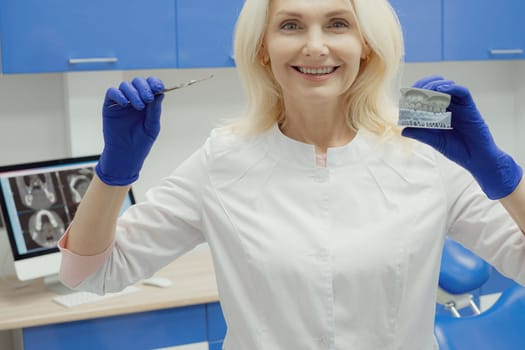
[489,49,524,55]
[68,57,119,64]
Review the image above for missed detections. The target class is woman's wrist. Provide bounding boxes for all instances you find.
[499,175,525,233]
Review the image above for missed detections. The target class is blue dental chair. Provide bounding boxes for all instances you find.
[437,238,491,317]
[435,284,525,350]
[435,238,525,349]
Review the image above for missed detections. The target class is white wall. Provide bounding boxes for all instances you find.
[515,61,525,163]
[0,61,524,349]
[0,73,68,165]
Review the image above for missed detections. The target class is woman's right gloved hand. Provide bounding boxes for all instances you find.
[96,77,165,186]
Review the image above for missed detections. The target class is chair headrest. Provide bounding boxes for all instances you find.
[439,238,491,294]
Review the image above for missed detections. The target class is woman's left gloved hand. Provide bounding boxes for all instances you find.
[401,75,522,200]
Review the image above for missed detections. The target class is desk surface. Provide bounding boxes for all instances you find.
[0,249,219,330]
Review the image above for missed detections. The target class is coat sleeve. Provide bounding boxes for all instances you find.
[60,144,209,294]
[437,152,525,285]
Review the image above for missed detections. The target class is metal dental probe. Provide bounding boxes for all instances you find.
[107,74,214,108]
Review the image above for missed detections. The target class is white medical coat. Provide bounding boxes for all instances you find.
[68,123,525,349]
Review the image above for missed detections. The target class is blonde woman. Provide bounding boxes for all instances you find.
[59,0,525,349]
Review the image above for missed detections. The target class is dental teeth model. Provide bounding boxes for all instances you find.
[398,87,452,129]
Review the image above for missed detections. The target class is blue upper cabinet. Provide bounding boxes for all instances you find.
[0,0,177,73]
[176,0,244,68]
[1,1,524,74]
[389,0,443,62]
[443,0,525,61]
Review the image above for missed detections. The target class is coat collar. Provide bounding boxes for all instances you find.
[265,123,375,168]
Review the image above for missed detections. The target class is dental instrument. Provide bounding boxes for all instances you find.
[108,74,214,108]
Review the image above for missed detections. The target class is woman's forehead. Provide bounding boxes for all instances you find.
[268,0,356,13]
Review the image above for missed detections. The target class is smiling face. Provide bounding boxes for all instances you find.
[262,0,369,105]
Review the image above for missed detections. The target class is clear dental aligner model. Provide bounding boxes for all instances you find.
[398,87,452,129]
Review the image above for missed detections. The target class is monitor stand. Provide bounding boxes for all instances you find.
[44,274,73,295]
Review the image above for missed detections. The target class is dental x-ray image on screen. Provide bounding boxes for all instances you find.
[9,167,92,250]
[0,155,135,287]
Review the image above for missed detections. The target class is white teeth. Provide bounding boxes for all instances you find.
[297,67,336,75]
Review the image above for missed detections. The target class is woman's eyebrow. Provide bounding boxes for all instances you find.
[273,10,303,18]
[273,9,353,18]
[325,9,354,17]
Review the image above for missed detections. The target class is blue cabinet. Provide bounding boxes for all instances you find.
[390,0,443,62]
[0,0,177,73]
[0,0,244,73]
[443,0,525,61]
[2,0,524,73]
[22,305,207,350]
[21,302,229,350]
[176,0,244,68]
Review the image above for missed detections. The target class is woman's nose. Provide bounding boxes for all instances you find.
[302,28,329,57]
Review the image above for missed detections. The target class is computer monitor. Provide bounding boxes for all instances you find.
[0,155,135,293]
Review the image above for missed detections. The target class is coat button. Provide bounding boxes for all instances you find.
[317,335,330,346]
[314,168,329,183]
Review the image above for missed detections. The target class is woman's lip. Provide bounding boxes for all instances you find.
[291,66,339,81]
[293,65,339,71]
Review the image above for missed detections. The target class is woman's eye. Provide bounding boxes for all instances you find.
[329,20,350,29]
[281,22,300,30]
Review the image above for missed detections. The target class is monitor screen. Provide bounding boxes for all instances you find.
[0,155,135,284]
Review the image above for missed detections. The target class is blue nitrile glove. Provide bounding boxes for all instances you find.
[96,77,165,186]
[401,75,522,200]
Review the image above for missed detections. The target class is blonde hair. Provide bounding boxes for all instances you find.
[232,0,404,136]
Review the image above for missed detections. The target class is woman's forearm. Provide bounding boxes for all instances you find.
[65,175,130,256]
[500,177,525,234]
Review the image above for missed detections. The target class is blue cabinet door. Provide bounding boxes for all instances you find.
[444,0,525,61]
[176,0,244,68]
[22,305,207,350]
[0,0,177,73]
[389,0,442,62]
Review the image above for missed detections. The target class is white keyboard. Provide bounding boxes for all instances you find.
[52,286,140,308]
